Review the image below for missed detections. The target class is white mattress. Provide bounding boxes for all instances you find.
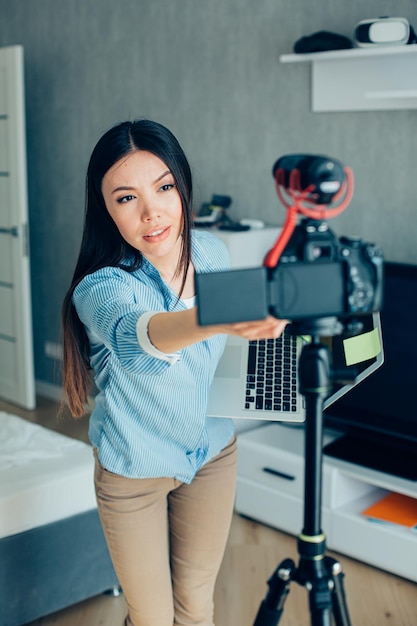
[0,412,97,539]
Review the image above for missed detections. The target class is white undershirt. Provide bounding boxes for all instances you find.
[136,296,196,363]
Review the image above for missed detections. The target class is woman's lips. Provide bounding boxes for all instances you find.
[143,226,170,243]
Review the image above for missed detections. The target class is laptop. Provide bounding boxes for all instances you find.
[207,312,383,423]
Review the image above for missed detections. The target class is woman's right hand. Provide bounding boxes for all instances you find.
[221,315,288,341]
[147,308,288,355]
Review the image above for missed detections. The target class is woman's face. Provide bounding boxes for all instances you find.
[102,150,184,269]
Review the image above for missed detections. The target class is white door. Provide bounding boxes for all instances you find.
[0,45,35,409]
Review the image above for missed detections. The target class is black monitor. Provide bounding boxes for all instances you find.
[324,261,417,481]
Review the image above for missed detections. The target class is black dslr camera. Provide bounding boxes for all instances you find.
[195,155,383,334]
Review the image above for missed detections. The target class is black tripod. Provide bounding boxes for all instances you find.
[253,326,352,626]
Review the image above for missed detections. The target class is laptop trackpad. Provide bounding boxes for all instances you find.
[216,346,242,379]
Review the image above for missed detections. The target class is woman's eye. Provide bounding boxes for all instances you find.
[117,194,135,204]
[160,183,175,192]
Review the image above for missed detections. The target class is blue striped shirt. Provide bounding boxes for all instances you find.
[73,230,235,482]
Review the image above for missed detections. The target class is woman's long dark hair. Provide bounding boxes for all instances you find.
[61,119,194,417]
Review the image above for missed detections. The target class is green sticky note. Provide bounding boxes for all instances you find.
[343,327,382,366]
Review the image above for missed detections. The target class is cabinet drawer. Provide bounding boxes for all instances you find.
[237,434,334,505]
[236,476,304,534]
[236,477,333,537]
[238,439,304,497]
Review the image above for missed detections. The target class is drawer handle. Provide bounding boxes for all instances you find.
[262,467,296,481]
[0,226,18,237]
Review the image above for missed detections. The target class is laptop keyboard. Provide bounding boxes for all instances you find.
[245,331,299,413]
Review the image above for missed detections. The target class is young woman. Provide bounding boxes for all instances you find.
[61,119,286,626]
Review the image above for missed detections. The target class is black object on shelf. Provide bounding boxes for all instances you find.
[294,30,353,54]
[324,433,417,481]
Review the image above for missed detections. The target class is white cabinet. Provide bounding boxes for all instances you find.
[235,422,417,582]
[208,226,281,270]
[280,45,417,112]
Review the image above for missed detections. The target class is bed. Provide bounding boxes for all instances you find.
[0,412,119,626]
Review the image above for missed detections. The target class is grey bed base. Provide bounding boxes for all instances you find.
[0,508,119,626]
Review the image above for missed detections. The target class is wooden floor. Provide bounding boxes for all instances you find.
[2,396,417,626]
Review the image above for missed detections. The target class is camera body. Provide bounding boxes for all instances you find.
[267,219,384,321]
[195,220,383,329]
[195,153,384,332]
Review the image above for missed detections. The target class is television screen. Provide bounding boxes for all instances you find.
[324,261,417,480]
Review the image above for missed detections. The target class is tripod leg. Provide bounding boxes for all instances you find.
[306,578,333,626]
[325,557,352,626]
[253,559,295,626]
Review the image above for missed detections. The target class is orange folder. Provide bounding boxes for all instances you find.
[362,492,417,529]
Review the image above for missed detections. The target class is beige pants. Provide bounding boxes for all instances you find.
[94,436,237,626]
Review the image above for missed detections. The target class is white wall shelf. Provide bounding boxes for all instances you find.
[235,423,417,582]
[280,45,417,112]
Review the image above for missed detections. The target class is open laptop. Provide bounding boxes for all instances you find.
[207,312,383,423]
